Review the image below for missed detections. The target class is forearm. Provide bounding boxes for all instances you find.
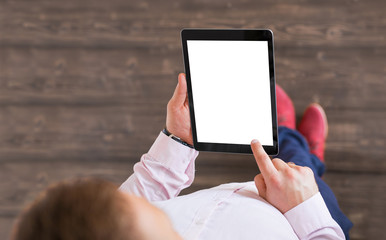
[284,192,345,240]
[119,131,199,201]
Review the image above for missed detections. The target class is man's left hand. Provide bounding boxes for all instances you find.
[166,73,193,145]
[251,139,319,213]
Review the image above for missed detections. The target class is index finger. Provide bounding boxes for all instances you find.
[251,139,277,179]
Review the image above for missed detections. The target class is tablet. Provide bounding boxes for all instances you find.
[181,29,278,155]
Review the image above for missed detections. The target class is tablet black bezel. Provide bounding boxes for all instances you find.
[181,29,278,155]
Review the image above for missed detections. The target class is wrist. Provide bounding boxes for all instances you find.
[162,128,194,149]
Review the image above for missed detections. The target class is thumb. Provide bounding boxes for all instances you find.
[254,174,267,199]
[171,73,187,106]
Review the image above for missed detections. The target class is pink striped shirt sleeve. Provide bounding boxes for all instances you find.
[285,192,345,239]
[119,132,199,201]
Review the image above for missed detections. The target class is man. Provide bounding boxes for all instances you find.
[12,73,352,240]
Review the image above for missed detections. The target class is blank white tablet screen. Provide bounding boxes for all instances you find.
[187,40,273,145]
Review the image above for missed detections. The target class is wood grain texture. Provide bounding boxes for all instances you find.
[0,47,181,105]
[0,106,384,173]
[1,0,386,48]
[1,47,385,109]
[0,106,165,162]
[323,173,386,240]
[1,0,386,239]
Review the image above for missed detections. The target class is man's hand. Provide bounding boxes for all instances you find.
[251,139,319,213]
[166,73,193,145]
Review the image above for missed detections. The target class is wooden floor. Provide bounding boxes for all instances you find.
[1,0,386,239]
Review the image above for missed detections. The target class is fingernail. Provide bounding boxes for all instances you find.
[251,139,259,144]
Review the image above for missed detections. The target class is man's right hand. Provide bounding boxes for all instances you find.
[251,139,319,213]
[166,73,193,145]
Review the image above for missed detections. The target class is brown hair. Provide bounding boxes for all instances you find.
[12,178,141,240]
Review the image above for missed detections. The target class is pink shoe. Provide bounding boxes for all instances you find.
[276,85,296,129]
[298,103,328,162]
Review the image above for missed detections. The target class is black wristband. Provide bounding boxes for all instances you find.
[162,128,194,149]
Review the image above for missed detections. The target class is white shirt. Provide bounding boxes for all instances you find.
[120,132,345,240]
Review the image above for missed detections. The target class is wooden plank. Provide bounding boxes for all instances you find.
[0,160,384,240]
[0,106,166,162]
[275,47,386,111]
[323,173,386,240]
[325,110,386,173]
[0,0,385,48]
[0,47,182,105]
[0,105,384,172]
[1,47,385,110]
[0,217,14,240]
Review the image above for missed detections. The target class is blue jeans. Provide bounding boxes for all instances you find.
[277,126,353,239]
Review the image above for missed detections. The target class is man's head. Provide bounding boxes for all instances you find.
[12,178,181,240]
